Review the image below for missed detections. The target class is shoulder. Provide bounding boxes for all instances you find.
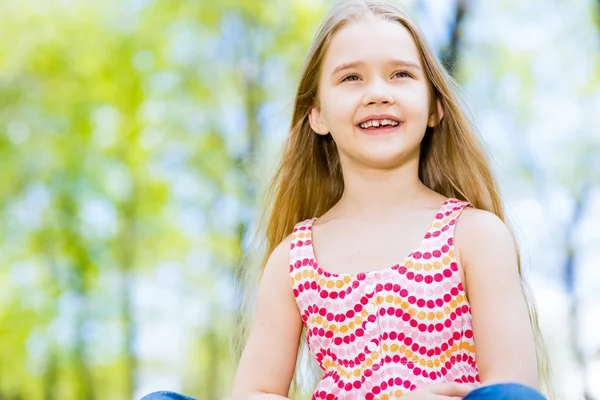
[455,206,517,272]
[264,234,294,278]
[456,206,513,241]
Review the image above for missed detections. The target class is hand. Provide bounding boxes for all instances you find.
[401,382,479,399]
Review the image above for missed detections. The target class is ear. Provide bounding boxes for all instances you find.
[308,106,330,136]
[427,98,444,127]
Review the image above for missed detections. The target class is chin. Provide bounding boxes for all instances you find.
[355,152,411,170]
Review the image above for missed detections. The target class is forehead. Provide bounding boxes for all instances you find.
[322,18,421,72]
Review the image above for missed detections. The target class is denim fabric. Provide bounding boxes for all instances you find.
[140,391,197,400]
[140,383,546,399]
[464,383,547,400]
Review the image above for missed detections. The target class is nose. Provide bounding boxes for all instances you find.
[362,78,395,106]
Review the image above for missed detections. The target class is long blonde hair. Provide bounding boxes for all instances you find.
[236,0,552,397]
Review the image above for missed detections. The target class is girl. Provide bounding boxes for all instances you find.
[144,0,551,399]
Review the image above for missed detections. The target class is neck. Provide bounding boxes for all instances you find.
[336,156,433,218]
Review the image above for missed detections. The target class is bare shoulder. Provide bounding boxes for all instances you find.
[264,234,293,275]
[232,232,302,398]
[455,206,517,273]
[453,206,537,386]
[260,233,297,300]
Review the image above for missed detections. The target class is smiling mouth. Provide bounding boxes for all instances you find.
[357,119,402,132]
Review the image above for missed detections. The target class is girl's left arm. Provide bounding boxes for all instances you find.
[455,208,538,388]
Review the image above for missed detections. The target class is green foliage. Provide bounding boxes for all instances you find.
[0,0,324,398]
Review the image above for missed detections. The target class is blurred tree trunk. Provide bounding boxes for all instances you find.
[205,319,220,400]
[563,183,594,399]
[59,191,95,400]
[440,0,469,77]
[42,349,57,400]
[118,189,138,400]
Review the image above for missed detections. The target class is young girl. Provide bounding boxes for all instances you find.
[144,1,551,399]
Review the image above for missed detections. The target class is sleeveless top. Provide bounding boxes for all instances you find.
[289,199,480,400]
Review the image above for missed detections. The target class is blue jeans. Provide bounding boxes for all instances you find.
[140,392,196,400]
[141,383,547,399]
[464,383,546,399]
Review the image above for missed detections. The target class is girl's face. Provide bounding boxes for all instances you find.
[309,18,442,170]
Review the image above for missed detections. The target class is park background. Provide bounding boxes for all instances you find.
[1,0,599,399]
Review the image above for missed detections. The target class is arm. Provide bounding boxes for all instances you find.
[232,235,303,400]
[455,208,538,388]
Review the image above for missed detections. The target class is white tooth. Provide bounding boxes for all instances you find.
[372,120,380,127]
[383,119,391,126]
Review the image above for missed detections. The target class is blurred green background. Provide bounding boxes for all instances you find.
[1,0,599,399]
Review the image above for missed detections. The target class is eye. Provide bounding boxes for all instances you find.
[393,70,412,79]
[341,74,360,82]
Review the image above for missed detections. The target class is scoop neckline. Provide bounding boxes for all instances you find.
[306,198,457,278]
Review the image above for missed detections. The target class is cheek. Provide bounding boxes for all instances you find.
[322,92,356,126]
[398,87,431,121]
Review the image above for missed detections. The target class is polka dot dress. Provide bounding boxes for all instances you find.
[289,199,480,400]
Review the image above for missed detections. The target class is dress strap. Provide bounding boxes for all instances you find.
[289,218,316,273]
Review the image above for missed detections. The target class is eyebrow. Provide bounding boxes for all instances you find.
[331,59,422,76]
